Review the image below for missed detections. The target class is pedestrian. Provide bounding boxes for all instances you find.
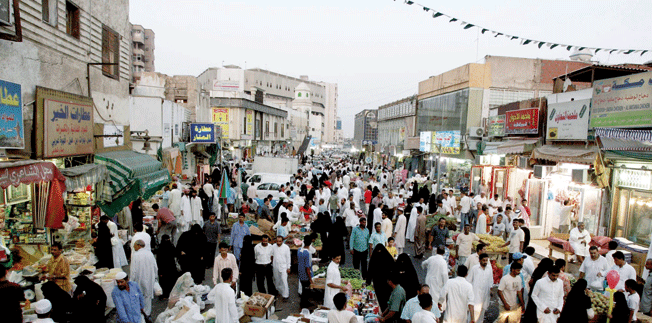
[379,276,406,323]
[153,203,176,242]
[272,236,291,300]
[467,253,493,322]
[558,279,592,323]
[324,254,346,309]
[611,251,637,291]
[41,280,72,322]
[239,236,256,296]
[501,219,525,263]
[400,285,441,322]
[0,265,24,323]
[130,222,151,254]
[177,224,207,284]
[230,213,250,261]
[640,259,652,316]
[32,299,54,323]
[429,217,449,250]
[405,203,419,243]
[497,262,524,323]
[189,190,203,226]
[610,292,631,322]
[329,216,348,263]
[413,207,427,258]
[214,268,239,323]
[112,272,148,323]
[131,197,144,228]
[298,236,314,308]
[350,217,370,279]
[254,235,277,295]
[410,293,438,323]
[530,265,564,323]
[130,240,158,316]
[381,211,393,239]
[422,246,448,306]
[367,244,396,313]
[369,222,388,251]
[625,279,640,323]
[94,216,114,269]
[156,235,179,298]
[393,208,407,254]
[524,258,554,322]
[456,223,481,267]
[475,204,488,234]
[328,293,357,323]
[464,244,485,271]
[395,253,420,300]
[518,218,530,249]
[440,265,475,323]
[203,212,220,267]
[459,191,472,227]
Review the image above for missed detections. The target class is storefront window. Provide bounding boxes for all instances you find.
[527,179,544,226]
[624,190,652,246]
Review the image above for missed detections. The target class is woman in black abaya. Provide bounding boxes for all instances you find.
[327,215,347,263]
[156,234,179,298]
[94,220,113,269]
[176,224,207,284]
[311,212,331,262]
[72,275,107,323]
[395,253,420,301]
[239,235,256,296]
[366,244,396,313]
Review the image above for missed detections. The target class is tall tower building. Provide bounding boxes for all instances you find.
[131,24,155,82]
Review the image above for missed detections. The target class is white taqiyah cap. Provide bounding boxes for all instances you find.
[115,272,127,280]
[34,299,52,314]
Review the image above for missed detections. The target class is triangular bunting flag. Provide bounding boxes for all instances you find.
[610,49,618,54]
[494,32,503,37]
[423,7,430,11]
[523,39,532,45]
[550,44,559,49]
[595,48,601,54]
[481,28,488,34]
[567,45,573,51]
[449,18,458,22]
[406,1,414,4]
[511,36,519,40]
[642,50,649,56]
[538,42,545,49]
[433,12,443,18]
[464,24,474,29]
[578,47,586,51]
[624,50,634,54]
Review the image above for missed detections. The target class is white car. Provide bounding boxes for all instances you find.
[256,182,282,200]
[246,173,292,188]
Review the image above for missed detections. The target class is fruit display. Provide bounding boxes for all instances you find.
[474,234,509,253]
[313,233,323,247]
[314,266,362,279]
[344,278,364,290]
[587,290,609,315]
[425,216,458,231]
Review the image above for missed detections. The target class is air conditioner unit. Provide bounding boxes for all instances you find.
[467,139,480,151]
[469,127,484,138]
[572,169,590,183]
[533,165,554,179]
[517,156,530,169]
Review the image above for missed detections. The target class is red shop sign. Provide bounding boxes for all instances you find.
[0,160,66,189]
[505,108,539,134]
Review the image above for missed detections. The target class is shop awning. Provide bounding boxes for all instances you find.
[59,164,108,191]
[531,145,598,164]
[95,150,170,216]
[595,128,652,152]
[0,160,66,188]
[482,139,538,155]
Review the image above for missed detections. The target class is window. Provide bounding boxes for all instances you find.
[281,124,284,137]
[297,92,302,97]
[42,0,58,26]
[258,183,270,190]
[265,121,269,135]
[274,122,278,137]
[243,116,247,134]
[66,1,80,39]
[102,25,120,79]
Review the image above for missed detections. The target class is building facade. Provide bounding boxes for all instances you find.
[377,96,417,154]
[320,82,338,144]
[353,109,378,149]
[165,75,199,121]
[131,24,155,82]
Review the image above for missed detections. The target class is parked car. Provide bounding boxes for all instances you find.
[245,173,292,188]
[256,182,282,200]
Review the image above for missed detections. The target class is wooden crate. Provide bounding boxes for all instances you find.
[243,292,274,318]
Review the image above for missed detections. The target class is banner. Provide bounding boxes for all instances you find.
[0,79,24,149]
[212,80,240,92]
[487,115,505,137]
[433,131,461,154]
[245,109,254,139]
[44,99,93,157]
[211,108,229,139]
[419,131,431,152]
[505,108,539,134]
[190,123,216,143]
[547,99,590,140]
[590,72,652,128]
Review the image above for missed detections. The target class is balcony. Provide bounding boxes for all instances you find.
[133,48,144,56]
[133,60,144,67]
[132,32,144,44]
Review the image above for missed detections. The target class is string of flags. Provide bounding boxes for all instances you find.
[400,0,650,56]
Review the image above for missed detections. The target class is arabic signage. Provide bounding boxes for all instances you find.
[190,123,216,143]
[244,109,254,139]
[0,79,24,149]
[487,115,505,137]
[434,131,461,154]
[591,71,652,128]
[0,161,66,189]
[212,80,240,92]
[505,108,539,134]
[547,99,590,140]
[419,131,431,152]
[44,99,93,158]
[211,108,229,139]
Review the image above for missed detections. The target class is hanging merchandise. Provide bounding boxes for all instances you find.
[398,1,650,56]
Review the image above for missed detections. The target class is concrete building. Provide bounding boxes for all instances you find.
[377,96,417,154]
[353,109,378,149]
[320,82,338,144]
[416,55,592,159]
[131,24,155,82]
[165,75,199,121]
[0,0,132,158]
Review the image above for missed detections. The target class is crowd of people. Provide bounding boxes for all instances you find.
[7,157,652,323]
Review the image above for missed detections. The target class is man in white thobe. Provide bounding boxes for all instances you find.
[130,240,158,316]
[107,217,129,268]
[569,221,591,263]
[393,208,406,254]
[214,268,239,323]
[130,223,151,261]
[381,212,393,239]
[531,266,564,323]
[271,236,291,299]
[579,246,610,290]
[180,190,192,234]
[189,191,203,227]
[422,246,449,304]
[475,204,488,235]
[466,254,493,322]
[411,294,439,323]
[439,264,475,323]
[406,204,419,242]
[168,184,182,217]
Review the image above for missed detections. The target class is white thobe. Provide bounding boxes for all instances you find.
[393,215,406,249]
[464,254,479,272]
[214,282,239,323]
[212,190,222,219]
[381,218,393,239]
[475,213,487,234]
[181,195,192,226]
[108,221,128,268]
[324,261,341,310]
[466,264,493,321]
[190,197,203,227]
[130,248,158,316]
[569,227,591,257]
[531,276,564,323]
[412,310,438,323]
[579,256,609,290]
[131,231,151,252]
[440,277,474,323]
[406,208,418,242]
[272,243,291,298]
[351,188,361,208]
[422,254,448,303]
[168,189,182,216]
[373,208,383,227]
[611,263,637,291]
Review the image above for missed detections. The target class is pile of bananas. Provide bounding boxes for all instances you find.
[474,234,509,253]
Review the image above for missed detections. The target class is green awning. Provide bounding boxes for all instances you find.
[95,150,170,216]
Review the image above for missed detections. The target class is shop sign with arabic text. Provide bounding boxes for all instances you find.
[190,123,216,143]
[487,115,505,137]
[0,79,24,149]
[44,99,93,157]
[591,71,652,128]
[505,108,539,134]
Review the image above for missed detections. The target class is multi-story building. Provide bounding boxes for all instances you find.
[354,109,378,149]
[0,0,133,159]
[377,96,417,154]
[165,75,199,121]
[320,82,338,144]
[131,24,155,82]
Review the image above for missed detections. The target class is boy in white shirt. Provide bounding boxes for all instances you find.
[626,279,640,323]
[492,213,506,238]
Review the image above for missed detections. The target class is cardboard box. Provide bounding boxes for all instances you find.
[244,292,274,318]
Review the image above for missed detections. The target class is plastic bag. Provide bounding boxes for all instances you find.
[154,281,163,297]
[168,273,196,308]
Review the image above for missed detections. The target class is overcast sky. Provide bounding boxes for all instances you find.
[130,0,652,138]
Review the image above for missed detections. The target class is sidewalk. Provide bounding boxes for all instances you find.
[530,239,581,276]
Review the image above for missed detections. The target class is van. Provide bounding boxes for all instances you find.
[245,173,292,188]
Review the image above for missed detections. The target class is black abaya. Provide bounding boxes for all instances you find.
[42,281,73,322]
[311,212,331,260]
[395,253,420,301]
[131,198,144,227]
[156,235,179,298]
[94,221,113,269]
[367,244,396,313]
[327,216,347,262]
[72,275,107,323]
[239,236,256,297]
[176,224,207,284]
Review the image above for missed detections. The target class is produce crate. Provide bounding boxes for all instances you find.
[243,292,274,317]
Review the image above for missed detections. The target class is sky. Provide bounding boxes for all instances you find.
[130,0,652,138]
